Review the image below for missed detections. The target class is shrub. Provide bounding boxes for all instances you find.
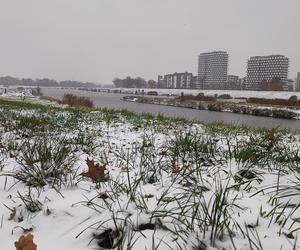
[218,94,232,99]
[232,107,241,113]
[252,108,272,117]
[62,94,94,108]
[207,103,222,112]
[272,109,297,119]
[289,95,298,102]
[147,91,158,96]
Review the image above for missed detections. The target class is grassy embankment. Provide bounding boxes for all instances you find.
[0,98,300,249]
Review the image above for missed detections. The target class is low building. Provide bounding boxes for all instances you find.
[227,75,239,85]
[157,75,166,88]
[226,75,242,90]
[158,72,195,89]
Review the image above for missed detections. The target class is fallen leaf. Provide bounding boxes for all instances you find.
[159,150,167,156]
[18,215,24,223]
[46,207,52,216]
[144,194,154,199]
[137,223,156,231]
[285,232,294,239]
[172,164,182,174]
[15,233,37,250]
[9,209,16,221]
[81,158,108,182]
[99,192,109,200]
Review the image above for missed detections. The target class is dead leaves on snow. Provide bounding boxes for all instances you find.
[81,158,108,182]
[15,233,37,250]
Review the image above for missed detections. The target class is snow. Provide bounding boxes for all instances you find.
[1,100,300,249]
[113,88,300,100]
[0,88,34,98]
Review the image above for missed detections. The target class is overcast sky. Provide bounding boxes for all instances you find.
[0,0,299,84]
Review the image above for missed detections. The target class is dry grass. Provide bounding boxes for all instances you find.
[62,93,94,108]
[176,95,216,102]
[247,97,300,107]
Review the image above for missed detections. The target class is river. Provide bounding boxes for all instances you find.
[41,87,300,131]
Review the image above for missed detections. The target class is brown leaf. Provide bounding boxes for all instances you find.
[81,158,108,182]
[99,192,109,200]
[15,233,37,250]
[18,215,24,223]
[137,223,156,231]
[9,209,16,221]
[171,161,183,174]
[172,164,182,174]
[46,207,52,216]
[159,150,167,156]
[285,232,295,239]
[144,194,154,199]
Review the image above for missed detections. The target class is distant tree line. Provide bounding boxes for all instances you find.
[113,77,157,88]
[0,76,100,88]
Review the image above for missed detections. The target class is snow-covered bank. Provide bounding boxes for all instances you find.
[109,88,300,100]
[123,95,300,120]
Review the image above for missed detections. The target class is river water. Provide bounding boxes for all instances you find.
[41,87,300,131]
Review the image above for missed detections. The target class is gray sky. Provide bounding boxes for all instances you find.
[0,0,299,84]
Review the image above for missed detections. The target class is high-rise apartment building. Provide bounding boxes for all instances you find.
[296,72,300,91]
[197,51,228,89]
[246,55,289,90]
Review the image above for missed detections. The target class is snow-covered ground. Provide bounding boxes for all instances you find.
[0,88,34,98]
[111,88,300,100]
[1,101,300,249]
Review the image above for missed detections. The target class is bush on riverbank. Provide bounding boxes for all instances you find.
[252,108,273,117]
[62,93,94,108]
[272,109,296,119]
[218,94,232,99]
[207,103,222,112]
